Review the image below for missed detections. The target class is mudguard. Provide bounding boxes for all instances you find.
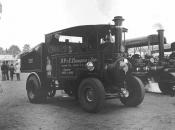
[26,72,41,90]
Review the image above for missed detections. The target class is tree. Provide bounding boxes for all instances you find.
[0,47,4,54]
[22,44,31,53]
[8,45,21,56]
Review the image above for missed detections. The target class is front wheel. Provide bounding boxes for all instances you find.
[120,75,145,106]
[78,78,105,113]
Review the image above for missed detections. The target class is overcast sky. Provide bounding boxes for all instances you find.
[0,0,175,50]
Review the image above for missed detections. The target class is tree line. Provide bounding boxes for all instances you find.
[0,44,31,56]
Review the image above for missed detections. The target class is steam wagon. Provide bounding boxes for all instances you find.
[126,30,175,96]
[20,16,145,113]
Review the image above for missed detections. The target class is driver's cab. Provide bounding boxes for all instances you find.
[46,33,84,54]
[45,26,108,55]
[45,23,127,56]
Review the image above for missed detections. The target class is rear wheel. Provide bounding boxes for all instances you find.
[26,74,47,103]
[120,75,145,106]
[158,73,175,95]
[78,78,105,113]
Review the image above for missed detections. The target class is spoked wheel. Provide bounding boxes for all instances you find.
[78,78,105,113]
[26,74,47,103]
[158,82,175,96]
[158,72,175,96]
[120,75,145,107]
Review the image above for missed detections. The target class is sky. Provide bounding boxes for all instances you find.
[0,0,175,50]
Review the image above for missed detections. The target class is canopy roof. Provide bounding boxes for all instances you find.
[45,24,117,44]
[46,24,113,38]
[125,34,167,48]
[45,24,129,44]
[57,25,112,37]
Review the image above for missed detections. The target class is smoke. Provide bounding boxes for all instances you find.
[153,23,164,30]
[0,2,2,19]
[0,2,1,13]
[95,0,118,17]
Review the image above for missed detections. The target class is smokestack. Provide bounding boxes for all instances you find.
[157,29,164,61]
[113,16,124,53]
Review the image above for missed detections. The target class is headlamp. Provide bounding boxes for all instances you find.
[86,61,95,71]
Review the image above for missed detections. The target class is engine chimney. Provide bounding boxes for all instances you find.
[113,16,124,53]
[157,29,164,61]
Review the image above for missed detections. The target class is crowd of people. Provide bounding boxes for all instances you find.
[1,61,20,81]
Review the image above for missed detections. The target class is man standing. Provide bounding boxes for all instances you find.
[15,62,20,81]
[4,61,9,80]
[1,61,6,81]
[9,64,15,80]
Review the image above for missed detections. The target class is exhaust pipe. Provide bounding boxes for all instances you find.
[157,29,164,62]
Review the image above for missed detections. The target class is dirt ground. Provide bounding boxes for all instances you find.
[0,73,175,130]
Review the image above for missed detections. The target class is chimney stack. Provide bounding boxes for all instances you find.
[113,16,124,53]
[157,29,164,61]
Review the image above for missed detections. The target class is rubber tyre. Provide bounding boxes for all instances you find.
[78,78,105,113]
[120,75,145,106]
[26,74,47,103]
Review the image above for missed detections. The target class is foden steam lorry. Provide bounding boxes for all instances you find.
[20,16,145,113]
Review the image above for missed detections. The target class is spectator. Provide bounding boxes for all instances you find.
[1,61,6,81]
[4,61,9,80]
[9,64,15,80]
[15,62,20,81]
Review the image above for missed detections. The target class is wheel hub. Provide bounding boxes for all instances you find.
[86,88,95,102]
[28,90,35,99]
[28,82,35,99]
